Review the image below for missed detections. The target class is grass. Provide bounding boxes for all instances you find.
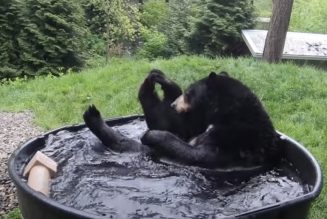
[1,209,21,219]
[254,0,272,17]
[290,0,327,33]
[1,56,327,218]
[254,0,327,33]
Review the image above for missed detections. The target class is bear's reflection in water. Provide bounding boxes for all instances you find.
[41,119,306,218]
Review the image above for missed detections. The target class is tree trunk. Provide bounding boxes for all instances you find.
[262,0,294,63]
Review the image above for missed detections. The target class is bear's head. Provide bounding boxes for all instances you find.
[171,71,229,114]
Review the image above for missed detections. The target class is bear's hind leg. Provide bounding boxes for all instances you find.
[141,130,218,168]
[83,105,144,152]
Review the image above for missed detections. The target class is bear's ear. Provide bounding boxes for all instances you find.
[207,72,218,87]
[208,72,217,80]
[219,71,229,77]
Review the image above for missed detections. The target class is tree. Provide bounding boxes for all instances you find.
[17,0,86,76]
[82,0,107,36]
[103,0,141,60]
[83,0,141,60]
[188,0,255,57]
[161,0,196,56]
[262,0,294,63]
[136,0,169,59]
[0,0,23,79]
[140,0,168,29]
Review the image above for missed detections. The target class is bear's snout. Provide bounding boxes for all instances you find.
[171,95,190,113]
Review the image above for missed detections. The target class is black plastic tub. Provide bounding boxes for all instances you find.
[9,116,323,219]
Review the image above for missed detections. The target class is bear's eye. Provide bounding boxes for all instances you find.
[186,89,194,97]
[184,92,192,102]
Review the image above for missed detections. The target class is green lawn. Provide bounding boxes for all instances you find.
[254,0,327,33]
[1,56,327,218]
[254,0,272,17]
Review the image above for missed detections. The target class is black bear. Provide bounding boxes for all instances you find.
[141,71,282,168]
[83,70,282,168]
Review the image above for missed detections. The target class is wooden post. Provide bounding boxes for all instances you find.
[263,0,294,63]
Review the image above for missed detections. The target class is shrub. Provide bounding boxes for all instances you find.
[140,0,168,28]
[161,0,202,56]
[188,0,255,57]
[82,0,142,58]
[136,27,168,59]
[84,34,107,57]
[137,0,170,59]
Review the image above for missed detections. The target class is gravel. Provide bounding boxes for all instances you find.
[0,111,42,216]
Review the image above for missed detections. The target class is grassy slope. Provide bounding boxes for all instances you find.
[255,0,327,33]
[254,0,272,17]
[290,0,327,33]
[1,56,327,218]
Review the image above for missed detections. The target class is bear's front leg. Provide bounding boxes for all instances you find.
[149,70,182,102]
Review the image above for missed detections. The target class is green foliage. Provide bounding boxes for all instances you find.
[136,27,168,59]
[137,0,200,58]
[140,0,168,28]
[82,0,141,56]
[189,0,255,56]
[136,0,169,59]
[160,0,196,56]
[104,0,140,45]
[84,34,107,57]
[0,0,23,78]
[138,0,256,58]
[82,0,107,36]
[17,0,86,76]
[0,0,87,79]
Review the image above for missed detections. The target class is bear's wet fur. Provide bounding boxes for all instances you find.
[142,71,282,168]
[84,70,282,168]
